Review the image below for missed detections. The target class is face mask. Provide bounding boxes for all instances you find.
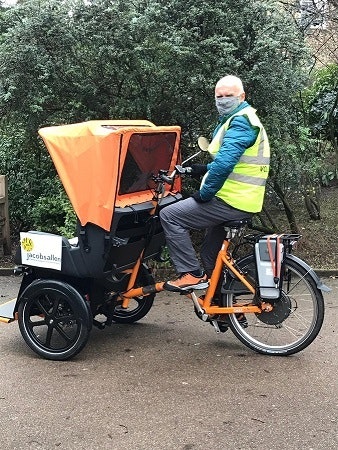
[215,96,241,116]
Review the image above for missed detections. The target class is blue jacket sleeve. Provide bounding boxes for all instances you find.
[199,116,259,201]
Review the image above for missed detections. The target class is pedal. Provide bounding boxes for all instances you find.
[209,319,229,333]
[93,319,106,330]
[163,282,193,293]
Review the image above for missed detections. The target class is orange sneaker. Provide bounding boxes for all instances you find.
[164,273,209,291]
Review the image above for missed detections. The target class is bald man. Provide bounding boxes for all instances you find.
[160,75,270,293]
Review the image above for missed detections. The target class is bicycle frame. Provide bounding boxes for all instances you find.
[119,233,270,317]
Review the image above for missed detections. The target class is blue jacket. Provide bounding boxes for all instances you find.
[200,101,259,201]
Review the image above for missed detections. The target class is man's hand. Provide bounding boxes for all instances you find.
[190,164,208,176]
[191,191,210,203]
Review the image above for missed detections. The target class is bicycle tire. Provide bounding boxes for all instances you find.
[18,279,92,360]
[224,254,325,356]
[111,265,155,324]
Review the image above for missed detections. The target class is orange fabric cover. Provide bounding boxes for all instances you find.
[38,120,181,231]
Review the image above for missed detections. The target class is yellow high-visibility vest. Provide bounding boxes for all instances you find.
[204,106,270,212]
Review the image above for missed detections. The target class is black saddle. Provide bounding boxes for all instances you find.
[222,218,252,229]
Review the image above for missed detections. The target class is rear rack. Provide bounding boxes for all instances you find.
[244,233,302,243]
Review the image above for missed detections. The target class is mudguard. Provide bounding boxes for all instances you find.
[287,254,331,292]
[18,278,92,328]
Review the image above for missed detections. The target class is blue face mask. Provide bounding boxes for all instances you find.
[215,96,241,116]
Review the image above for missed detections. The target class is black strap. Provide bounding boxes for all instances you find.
[80,226,90,253]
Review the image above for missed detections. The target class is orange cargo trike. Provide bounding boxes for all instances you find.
[0,120,329,360]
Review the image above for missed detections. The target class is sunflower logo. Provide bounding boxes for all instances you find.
[22,236,34,252]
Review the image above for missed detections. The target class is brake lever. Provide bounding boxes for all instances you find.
[174,165,192,175]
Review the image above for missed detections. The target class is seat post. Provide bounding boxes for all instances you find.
[224,227,238,240]
[223,218,252,240]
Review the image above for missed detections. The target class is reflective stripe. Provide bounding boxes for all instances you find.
[240,155,270,165]
[257,131,267,159]
[227,173,268,186]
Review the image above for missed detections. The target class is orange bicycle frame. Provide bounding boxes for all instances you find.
[120,238,264,315]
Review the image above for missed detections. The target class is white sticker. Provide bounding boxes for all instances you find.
[20,232,62,271]
[265,267,273,276]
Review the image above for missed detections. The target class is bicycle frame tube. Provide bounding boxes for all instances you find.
[122,239,262,316]
[199,240,260,315]
[120,192,163,307]
[121,253,164,307]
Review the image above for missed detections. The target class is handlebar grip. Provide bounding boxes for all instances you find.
[161,173,176,184]
[159,165,194,184]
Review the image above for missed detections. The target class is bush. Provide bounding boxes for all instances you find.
[30,190,77,238]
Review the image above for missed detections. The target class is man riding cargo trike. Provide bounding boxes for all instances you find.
[0,119,329,360]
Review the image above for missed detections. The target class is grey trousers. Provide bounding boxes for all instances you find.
[159,197,252,276]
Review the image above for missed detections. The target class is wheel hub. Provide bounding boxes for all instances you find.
[256,292,292,325]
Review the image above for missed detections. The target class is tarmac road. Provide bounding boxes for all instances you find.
[0,275,337,450]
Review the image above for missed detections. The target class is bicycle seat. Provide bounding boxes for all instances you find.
[222,218,252,229]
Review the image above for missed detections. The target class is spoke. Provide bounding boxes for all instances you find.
[249,323,273,330]
[291,288,313,294]
[30,318,46,327]
[36,299,49,316]
[54,323,76,343]
[292,310,314,327]
[268,324,276,339]
[283,274,308,295]
[51,296,61,315]
[293,306,316,313]
[45,324,54,347]
[280,322,304,338]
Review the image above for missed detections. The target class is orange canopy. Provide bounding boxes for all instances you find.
[39,120,181,231]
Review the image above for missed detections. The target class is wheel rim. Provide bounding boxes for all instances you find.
[23,291,82,353]
[113,297,148,319]
[227,260,323,353]
[110,266,155,323]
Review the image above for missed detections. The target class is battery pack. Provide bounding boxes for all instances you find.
[255,236,284,299]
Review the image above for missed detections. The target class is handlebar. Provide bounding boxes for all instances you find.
[152,146,203,187]
[155,165,192,185]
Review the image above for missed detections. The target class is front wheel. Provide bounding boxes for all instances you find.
[111,265,155,324]
[225,255,325,356]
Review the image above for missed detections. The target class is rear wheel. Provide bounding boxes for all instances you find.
[111,265,155,324]
[225,255,325,356]
[18,279,92,360]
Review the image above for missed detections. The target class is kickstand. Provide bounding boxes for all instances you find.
[210,320,221,333]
